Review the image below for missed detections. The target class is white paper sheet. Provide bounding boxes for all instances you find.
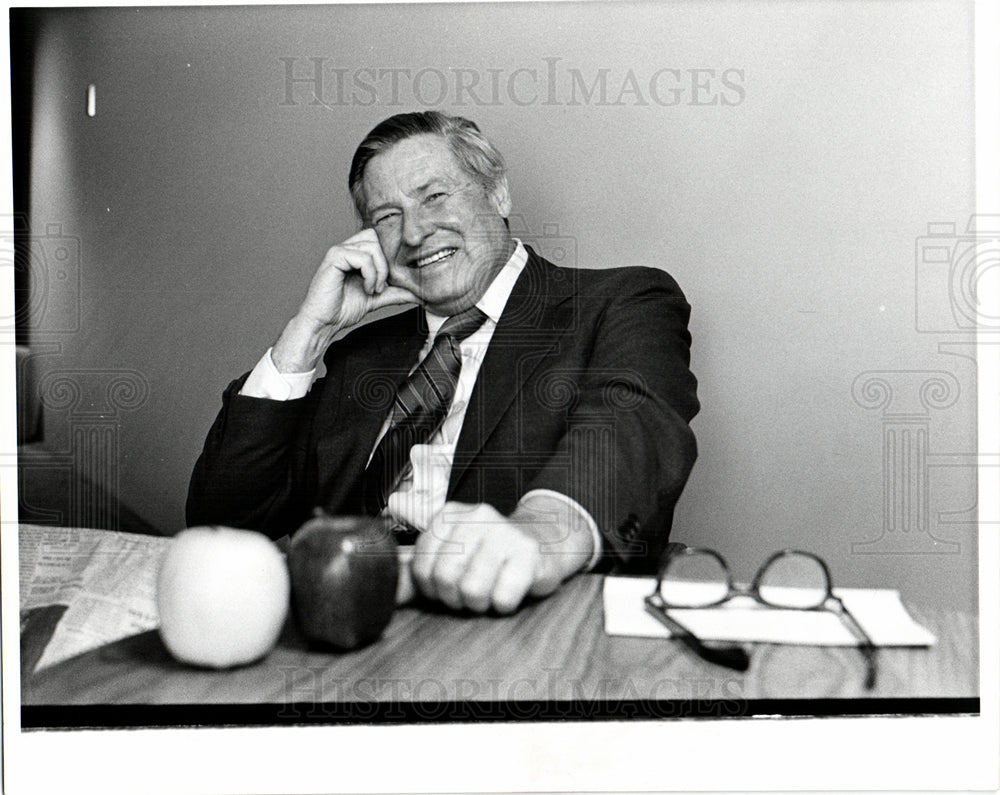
[603,576,936,647]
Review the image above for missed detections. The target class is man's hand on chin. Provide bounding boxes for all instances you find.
[407,498,595,614]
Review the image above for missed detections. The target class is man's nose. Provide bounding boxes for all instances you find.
[401,207,434,247]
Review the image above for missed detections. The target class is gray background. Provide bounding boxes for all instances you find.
[20,1,978,611]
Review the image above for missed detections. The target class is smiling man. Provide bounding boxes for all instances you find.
[187,111,699,614]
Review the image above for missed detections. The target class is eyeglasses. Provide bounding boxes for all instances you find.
[643,547,878,690]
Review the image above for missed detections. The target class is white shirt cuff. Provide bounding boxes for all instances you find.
[519,488,603,571]
[239,347,316,400]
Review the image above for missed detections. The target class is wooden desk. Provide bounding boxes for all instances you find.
[21,544,979,727]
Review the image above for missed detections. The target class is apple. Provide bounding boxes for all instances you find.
[157,526,290,669]
[287,514,398,650]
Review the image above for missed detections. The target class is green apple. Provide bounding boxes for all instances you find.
[287,514,398,650]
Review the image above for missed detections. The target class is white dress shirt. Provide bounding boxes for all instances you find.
[241,241,601,567]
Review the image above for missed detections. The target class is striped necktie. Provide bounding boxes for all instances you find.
[362,305,489,516]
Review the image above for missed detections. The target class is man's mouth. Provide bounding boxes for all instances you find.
[412,248,458,268]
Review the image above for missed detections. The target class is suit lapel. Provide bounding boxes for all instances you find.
[321,308,426,494]
[449,249,577,496]
[343,307,426,426]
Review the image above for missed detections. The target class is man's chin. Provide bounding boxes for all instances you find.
[396,276,464,315]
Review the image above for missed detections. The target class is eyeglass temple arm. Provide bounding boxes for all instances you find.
[828,596,878,690]
[644,600,750,672]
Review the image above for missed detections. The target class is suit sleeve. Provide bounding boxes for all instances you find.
[525,268,699,573]
[185,373,322,538]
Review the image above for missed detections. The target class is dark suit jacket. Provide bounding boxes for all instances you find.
[187,247,699,573]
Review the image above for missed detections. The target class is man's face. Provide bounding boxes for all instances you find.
[360,134,514,317]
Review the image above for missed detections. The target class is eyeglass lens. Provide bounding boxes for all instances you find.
[756,552,830,609]
[658,551,729,607]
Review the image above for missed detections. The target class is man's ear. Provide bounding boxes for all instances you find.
[490,176,512,218]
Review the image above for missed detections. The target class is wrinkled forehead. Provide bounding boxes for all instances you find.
[360,134,471,212]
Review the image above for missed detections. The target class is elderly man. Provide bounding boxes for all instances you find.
[187,111,698,614]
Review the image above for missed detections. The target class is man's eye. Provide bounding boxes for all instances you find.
[425,192,446,203]
[374,212,400,226]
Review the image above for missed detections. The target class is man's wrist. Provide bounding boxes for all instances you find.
[240,348,317,400]
[271,315,339,373]
[509,492,596,581]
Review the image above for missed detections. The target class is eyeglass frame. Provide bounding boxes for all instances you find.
[643,547,878,690]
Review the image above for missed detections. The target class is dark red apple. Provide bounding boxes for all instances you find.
[287,514,398,650]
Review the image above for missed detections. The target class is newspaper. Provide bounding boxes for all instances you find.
[18,524,171,671]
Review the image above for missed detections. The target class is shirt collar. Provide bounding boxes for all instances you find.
[424,239,528,335]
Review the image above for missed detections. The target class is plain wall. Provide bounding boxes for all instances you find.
[20,1,978,610]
